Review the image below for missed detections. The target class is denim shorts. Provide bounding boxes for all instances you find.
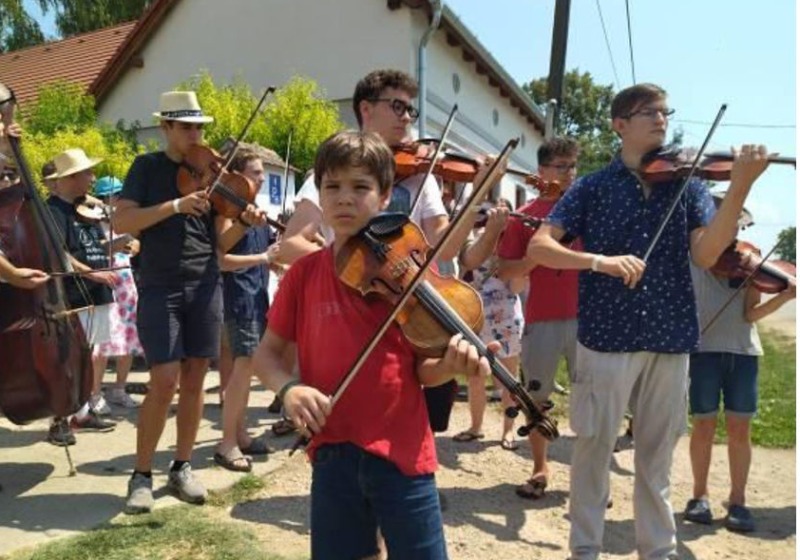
[310,443,448,560]
[136,281,222,365]
[223,317,266,358]
[689,352,759,417]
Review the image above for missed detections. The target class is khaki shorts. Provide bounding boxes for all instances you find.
[520,319,577,402]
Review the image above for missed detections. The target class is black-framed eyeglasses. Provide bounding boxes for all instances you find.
[0,170,18,181]
[370,98,420,121]
[541,162,578,173]
[624,107,675,120]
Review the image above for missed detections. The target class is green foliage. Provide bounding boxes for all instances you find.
[0,0,45,51]
[16,82,143,196]
[523,69,619,176]
[24,81,97,135]
[178,71,342,174]
[775,226,796,264]
[260,76,343,173]
[37,0,152,37]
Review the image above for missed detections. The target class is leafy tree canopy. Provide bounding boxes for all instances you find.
[178,71,342,173]
[775,226,796,264]
[0,0,44,52]
[523,69,619,176]
[37,0,151,37]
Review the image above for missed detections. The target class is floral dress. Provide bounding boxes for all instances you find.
[94,247,143,357]
[466,254,523,359]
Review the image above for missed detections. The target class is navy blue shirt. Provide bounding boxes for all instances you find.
[548,155,715,353]
[222,225,273,322]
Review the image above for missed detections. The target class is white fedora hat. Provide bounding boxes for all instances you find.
[53,148,103,178]
[153,91,214,123]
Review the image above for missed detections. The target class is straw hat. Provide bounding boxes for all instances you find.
[153,91,214,123]
[53,148,102,179]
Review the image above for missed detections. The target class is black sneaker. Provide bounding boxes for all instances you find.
[725,504,755,533]
[47,418,76,446]
[684,498,713,525]
[70,411,116,432]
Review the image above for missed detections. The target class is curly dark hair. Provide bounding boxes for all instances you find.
[352,69,418,127]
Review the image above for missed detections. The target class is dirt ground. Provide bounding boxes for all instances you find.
[216,393,795,560]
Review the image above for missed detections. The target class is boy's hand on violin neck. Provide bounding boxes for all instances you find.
[484,207,509,236]
[597,254,646,289]
[240,205,267,227]
[729,144,772,189]
[283,384,332,437]
[177,190,211,216]
[441,334,500,379]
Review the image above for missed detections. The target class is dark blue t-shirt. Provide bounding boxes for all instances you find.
[222,225,273,321]
[547,155,715,353]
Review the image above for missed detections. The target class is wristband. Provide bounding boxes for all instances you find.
[591,254,603,272]
[276,379,301,402]
[172,198,181,215]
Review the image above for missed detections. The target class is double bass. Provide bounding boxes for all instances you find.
[0,83,92,424]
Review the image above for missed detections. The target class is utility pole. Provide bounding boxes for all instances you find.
[546,0,571,133]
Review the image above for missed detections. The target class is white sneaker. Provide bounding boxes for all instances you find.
[107,388,139,408]
[90,394,112,416]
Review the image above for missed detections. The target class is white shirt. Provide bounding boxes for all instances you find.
[294,172,446,244]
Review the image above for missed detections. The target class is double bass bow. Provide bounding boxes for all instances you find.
[0,83,92,425]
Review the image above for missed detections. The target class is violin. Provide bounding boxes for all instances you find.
[176,144,258,219]
[393,141,558,195]
[75,194,112,224]
[640,146,796,183]
[336,213,559,440]
[710,240,796,294]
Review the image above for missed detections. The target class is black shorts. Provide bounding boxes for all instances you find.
[137,281,223,365]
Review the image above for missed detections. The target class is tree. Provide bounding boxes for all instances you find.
[37,0,151,37]
[19,81,144,195]
[179,71,342,174]
[775,226,796,264]
[0,0,44,51]
[523,69,618,175]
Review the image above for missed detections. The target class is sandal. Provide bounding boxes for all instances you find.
[516,477,547,499]
[452,430,484,443]
[500,437,519,451]
[214,448,253,473]
[272,418,296,437]
[241,435,273,456]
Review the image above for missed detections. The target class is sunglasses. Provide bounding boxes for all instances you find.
[0,170,18,181]
[370,98,420,121]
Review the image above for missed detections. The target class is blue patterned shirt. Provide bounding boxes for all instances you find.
[547,155,715,353]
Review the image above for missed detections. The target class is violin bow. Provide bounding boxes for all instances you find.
[408,103,458,218]
[700,242,779,335]
[280,127,293,219]
[289,138,519,455]
[206,86,275,199]
[642,104,727,263]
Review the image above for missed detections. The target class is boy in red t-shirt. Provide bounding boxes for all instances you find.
[252,130,497,560]
[497,137,580,500]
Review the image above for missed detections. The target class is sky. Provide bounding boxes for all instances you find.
[444,0,796,254]
[25,0,796,252]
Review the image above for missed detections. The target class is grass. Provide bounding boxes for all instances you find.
[207,473,266,507]
[3,503,292,560]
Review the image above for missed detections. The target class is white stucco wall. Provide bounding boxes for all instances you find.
[98,0,543,206]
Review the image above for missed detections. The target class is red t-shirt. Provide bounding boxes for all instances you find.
[497,198,580,323]
[267,247,438,476]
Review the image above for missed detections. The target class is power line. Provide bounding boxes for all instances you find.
[595,0,621,90]
[675,119,796,130]
[625,0,636,84]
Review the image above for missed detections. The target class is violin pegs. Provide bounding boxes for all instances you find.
[504,405,520,419]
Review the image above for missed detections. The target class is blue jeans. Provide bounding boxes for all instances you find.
[689,352,759,417]
[310,443,448,560]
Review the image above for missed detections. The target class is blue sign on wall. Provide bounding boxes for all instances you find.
[268,174,282,205]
